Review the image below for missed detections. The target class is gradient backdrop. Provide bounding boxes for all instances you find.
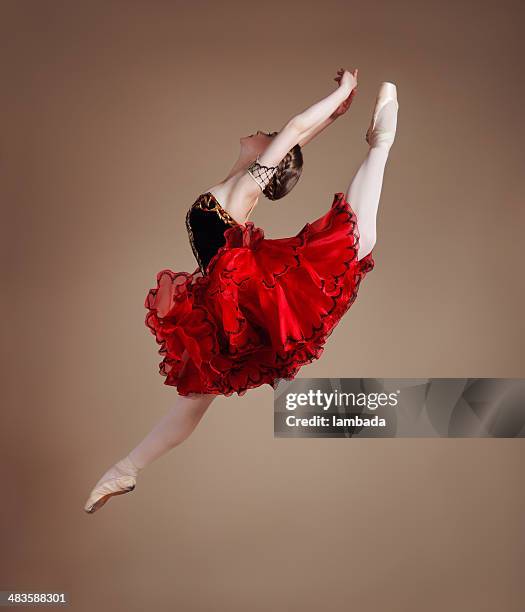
[1,1,524,611]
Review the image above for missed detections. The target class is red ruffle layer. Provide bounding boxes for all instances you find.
[144,192,375,396]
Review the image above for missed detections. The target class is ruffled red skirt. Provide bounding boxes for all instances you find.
[144,192,375,397]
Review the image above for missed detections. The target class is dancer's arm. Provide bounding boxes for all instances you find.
[298,70,358,147]
[258,68,358,167]
[297,116,335,148]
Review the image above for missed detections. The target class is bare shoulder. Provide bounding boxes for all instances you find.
[207,172,260,223]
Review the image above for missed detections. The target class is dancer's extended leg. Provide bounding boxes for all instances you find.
[84,392,216,512]
[346,98,398,260]
[128,392,216,469]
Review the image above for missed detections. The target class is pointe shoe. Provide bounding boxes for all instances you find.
[84,456,139,514]
[365,82,399,148]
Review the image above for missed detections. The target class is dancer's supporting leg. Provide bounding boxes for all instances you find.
[346,99,398,260]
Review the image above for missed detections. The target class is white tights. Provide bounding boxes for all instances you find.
[113,103,397,476]
[347,100,397,261]
[127,393,216,470]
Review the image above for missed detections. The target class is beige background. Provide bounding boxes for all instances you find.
[1,1,524,611]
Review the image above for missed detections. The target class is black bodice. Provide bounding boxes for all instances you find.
[185,192,240,275]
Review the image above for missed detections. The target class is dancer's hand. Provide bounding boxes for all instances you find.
[331,68,358,119]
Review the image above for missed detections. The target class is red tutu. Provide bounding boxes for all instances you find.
[144,192,375,397]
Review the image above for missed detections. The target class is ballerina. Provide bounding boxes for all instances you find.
[84,69,399,514]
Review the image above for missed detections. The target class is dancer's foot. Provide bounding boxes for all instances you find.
[365,82,399,149]
[84,455,140,514]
